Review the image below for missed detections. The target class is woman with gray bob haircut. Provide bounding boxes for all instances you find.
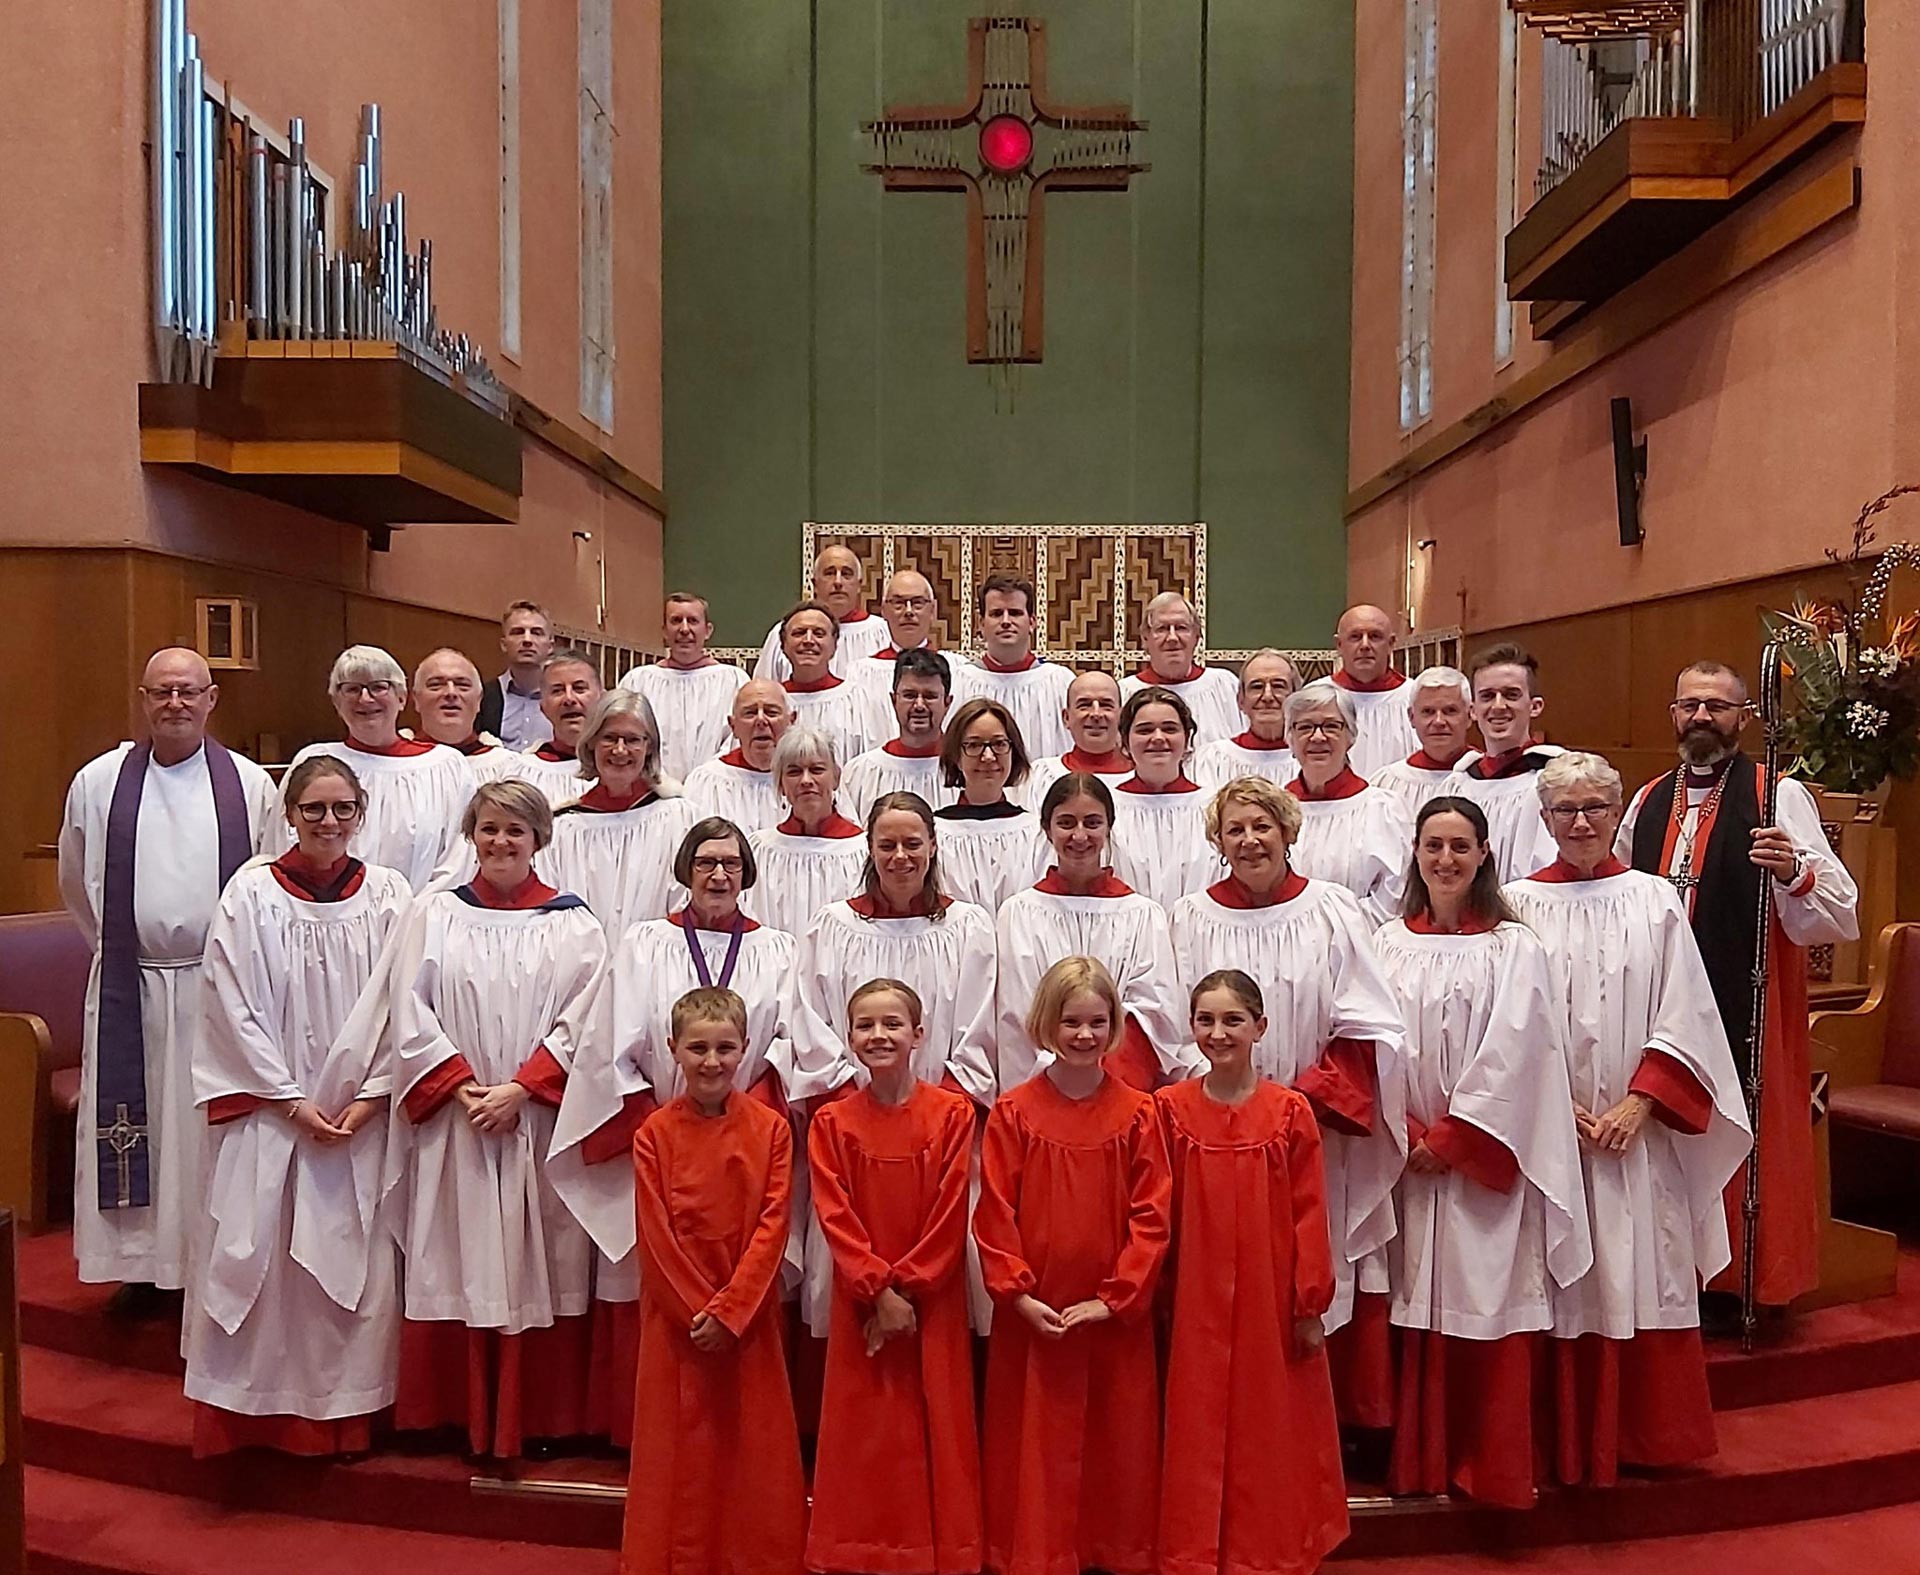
[744,726,867,937]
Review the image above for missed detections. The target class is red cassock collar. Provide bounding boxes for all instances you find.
[270,848,366,902]
[1405,749,1464,772]
[839,609,872,625]
[1206,870,1308,908]
[1060,748,1129,774]
[776,811,864,839]
[1468,745,1538,779]
[1115,774,1201,795]
[882,738,942,759]
[716,748,768,773]
[783,673,844,694]
[1331,669,1407,694]
[1230,730,1289,753]
[1288,768,1368,801]
[1135,663,1207,685]
[345,735,435,757]
[575,783,658,813]
[1035,867,1135,898]
[452,735,495,757]
[1530,855,1629,884]
[980,652,1038,673]
[1405,909,1498,935]
[468,873,562,908]
[846,891,951,919]
[533,741,576,763]
[666,906,761,933]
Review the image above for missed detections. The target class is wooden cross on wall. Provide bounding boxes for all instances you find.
[863,17,1149,365]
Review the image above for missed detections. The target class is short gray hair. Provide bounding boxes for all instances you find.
[1239,648,1300,691]
[1144,591,1198,629]
[1409,664,1471,706]
[328,644,405,694]
[1282,679,1356,736]
[771,725,839,783]
[577,688,667,783]
[1538,750,1624,806]
[412,647,481,689]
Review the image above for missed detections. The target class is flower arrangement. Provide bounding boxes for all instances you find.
[1763,485,1920,794]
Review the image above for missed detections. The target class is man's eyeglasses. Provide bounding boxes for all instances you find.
[961,737,1012,758]
[1545,802,1618,826]
[337,681,398,700]
[293,801,363,824]
[884,596,932,613]
[690,855,745,875]
[141,684,211,703]
[1670,698,1745,718]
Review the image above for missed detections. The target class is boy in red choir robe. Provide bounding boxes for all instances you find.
[806,979,981,1575]
[1157,970,1348,1575]
[623,987,805,1575]
[973,956,1174,1575]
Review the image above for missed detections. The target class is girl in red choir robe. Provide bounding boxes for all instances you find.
[1157,969,1349,1575]
[623,986,805,1575]
[806,979,982,1575]
[973,956,1174,1575]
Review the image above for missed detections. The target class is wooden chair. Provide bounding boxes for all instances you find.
[1818,922,1920,1142]
[0,911,88,1232]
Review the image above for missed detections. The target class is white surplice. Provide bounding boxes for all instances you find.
[184,859,412,1419]
[1169,877,1409,1331]
[1290,781,1413,929]
[273,742,476,892]
[59,743,280,1288]
[950,659,1074,760]
[543,794,701,944]
[1371,754,1459,826]
[1191,733,1295,792]
[512,748,592,809]
[995,880,1200,1089]
[616,660,749,782]
[1335,677,1422,780]
[840,744,956,823]
[1109,782,1224,911]
[1445,749,1564,883]
[784,679,890,765]
[1371,920,1592,1339]
[754,610,893,683]
[681,752,787,834]
[548,915,797,1302]
[463,743,534,786]
[1504,869,1753,1337]
[742,821,869,939]
[1120,665,1243,744]
[934,808,1049,915]
[1016,752,1130,812]
[383,892,606,1333]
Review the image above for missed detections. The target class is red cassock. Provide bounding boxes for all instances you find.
[1157,1078,1349,1575]
[623,1094,806,1575]
[805,1083,982,1575]
[973,1073,1174,1575]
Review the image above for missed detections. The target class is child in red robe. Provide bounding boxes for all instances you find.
[806,978,981,1575]
[1158,969,1349,1575]
[623,987,805,1575]
[973,955,1173,1575]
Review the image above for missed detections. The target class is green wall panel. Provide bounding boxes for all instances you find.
[663,0,1353,650]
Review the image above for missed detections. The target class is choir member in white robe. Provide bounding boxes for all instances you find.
[617,592,749,780]
[513,648,603,807]
[1372,665,1475,823]
[1511,751,1753,1485]
[1371,796,1591,1507]
[1285,680,1414,929]
[544,690,700,940]
[185,756,412,1456]
[1168,774,1408,1426]
[59,648,280,1298]
[681,677,791,831]
[754,542,891,683]
[1616,664,1857,1312]
[1021,668,1132,810]
[1331,603,1420,779]
[412,647,527,785]
[547,815,796,1447]
[1191,648,1299,790]
[788,792,999,1330]
[933,697,1048,914]
[846,569,941,725]
[1118,590,1241,743]
[1109,686,1223,909]
[841,648,959,821]
[276,645,477,891]
[949,572,1073,759]
[384,779,606,1459]
[997,771,1197,1093]
[779,600,891,763]
[744,728,868,938]
[1444,643,1562,882]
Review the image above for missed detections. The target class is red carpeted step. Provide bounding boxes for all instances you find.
[16,1230,186,1376]
[24,1464,618,1575]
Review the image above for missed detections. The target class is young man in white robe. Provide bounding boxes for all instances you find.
[1191,648,1300,789]
[847,569,941,724]
[515,649,603,806]
[1021,668,1131,809]
[1507,751,1752,1486]
[412,646,526,784]
[1284,680,1414,929]
[617,592,748,780]
[1446,642,1562,882]
[754,542,890,682]
[1109,685,1223,910]
[1118,590,1241,744]
[743,727,868,938]
[949,572,1073,759]
[840,649,958,823]
[1330,603,1419,778]
[276,645,476,892]
[778,600,891,764]
[681,677,792,831]
[1372,665,1474,823]
[59,648,279,1304]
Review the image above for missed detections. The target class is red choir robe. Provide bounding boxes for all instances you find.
[805,1083,982,1575]
[624,1092,805,1575]
[1156,1078,1348,1575]
[973,1072,1174,1575]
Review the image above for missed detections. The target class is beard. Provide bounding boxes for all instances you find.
[1677,722,1736,768]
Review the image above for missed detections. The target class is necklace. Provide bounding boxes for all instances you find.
[1666,766,1732,898]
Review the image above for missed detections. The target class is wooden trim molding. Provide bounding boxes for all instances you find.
[507,392,667,518]
[1345,158,1861,520]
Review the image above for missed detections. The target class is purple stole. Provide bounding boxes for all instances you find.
[96,740,253,1210]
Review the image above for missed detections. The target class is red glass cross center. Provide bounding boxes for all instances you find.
[978,114,1034,175]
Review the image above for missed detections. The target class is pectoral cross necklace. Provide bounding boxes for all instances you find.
[1667,767,1732,898]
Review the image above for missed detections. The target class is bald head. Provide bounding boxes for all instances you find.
[731,677,794,769]
[413,647,484,746]
[1062,669,1123,756]
[882,569,937,649]
[139,647,218,763]
[813,544,864,618]
[1334,603,1397,684]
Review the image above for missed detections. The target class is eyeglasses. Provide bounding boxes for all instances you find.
[884,595,932,612]
[337,681,398,700]
[293,801,363,824]
[690,855,745,875]
[1545,802,1618,825]
[141,684,211,703]
[1291,719,1349,737]
[961,737,1012,758]
[1670,698,1745,718]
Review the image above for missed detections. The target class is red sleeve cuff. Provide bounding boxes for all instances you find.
[1630,1049,1714,1136]
[206,1093,267,1126]
[1424,1115,1520,1192]
[404,1055,477,1123]
[1295,1038,1377,1137]
[512,1045,569,1108]
[1788,864,1818,898]
[582,1090,658,1165]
